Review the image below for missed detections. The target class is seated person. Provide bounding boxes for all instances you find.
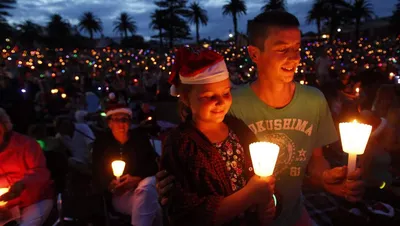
[55,116,95,171]
[92,103,161,226]
[137,102,160,136]
[0,108,54,226]
[359,110,395,189]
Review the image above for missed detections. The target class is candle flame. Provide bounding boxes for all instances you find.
[0,187,9,206]
[355,88,360,93]
[111,160,126,177]
[353,119,357,123]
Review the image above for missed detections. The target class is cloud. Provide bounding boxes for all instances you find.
[6,0,397,40]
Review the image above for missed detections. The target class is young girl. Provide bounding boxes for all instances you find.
[160,48,276,226]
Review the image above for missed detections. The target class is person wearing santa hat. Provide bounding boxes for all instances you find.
[159,47,276,226]
[91,102,161,226]
[158,11,365,226]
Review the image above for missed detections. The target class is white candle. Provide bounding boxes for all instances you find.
[249,142,280,177]
[0,187,9,206]
[111,160,126,182]
[339,120,372,174]
[355,88,360,97]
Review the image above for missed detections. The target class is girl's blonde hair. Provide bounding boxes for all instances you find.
[0,108,13,132]
[175,82,193,122]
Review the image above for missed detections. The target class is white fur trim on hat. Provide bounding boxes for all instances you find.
[170,85,178,97]
[106,108,132,117]
[371,118,387,137]
[179,60,229,85]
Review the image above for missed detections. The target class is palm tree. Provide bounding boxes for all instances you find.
[150,9,166,49]
[0,0,15,22]
[155,0,191,48]
[391,0,400,34]
[113,12,137,39]
[262,0,286,12]
[307,0,325,38]
[17,20,43,48]
[78,12,102,40]
[47,14,71,47]
[222,0,247,44]
[321,0,352,41]
[351,0,374,41]
[187,2,208,44]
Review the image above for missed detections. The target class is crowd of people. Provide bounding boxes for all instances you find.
[0,9,400,226]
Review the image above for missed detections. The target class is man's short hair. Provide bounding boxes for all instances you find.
[247,11,300,51]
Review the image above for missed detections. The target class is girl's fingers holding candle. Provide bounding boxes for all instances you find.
[346,168,362,181]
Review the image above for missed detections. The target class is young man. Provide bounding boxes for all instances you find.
[157,11,365,226]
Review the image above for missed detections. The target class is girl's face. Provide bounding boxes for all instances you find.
[185,79,232,125]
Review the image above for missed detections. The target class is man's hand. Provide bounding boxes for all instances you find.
[0,181,25,202]
[257,198,276,226]
[155,170,175,206]
[109,175,141,196]
[323,166,365,202]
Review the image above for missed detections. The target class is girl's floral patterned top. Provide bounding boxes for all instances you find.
[214,130,247,192]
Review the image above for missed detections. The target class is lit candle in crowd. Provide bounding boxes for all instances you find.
[355,88,360,97]
[0,187,10,206]
[111,160,126,182]
[249,142,280,177]
[339,120,372,175]
[249,142,280,206]
[389,72,395,80]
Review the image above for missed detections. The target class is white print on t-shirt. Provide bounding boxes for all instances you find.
[248,118,313,136]
[261,133,309,178]
[263,133,296,176]
[295,149,307,162]
[290,167,301,177]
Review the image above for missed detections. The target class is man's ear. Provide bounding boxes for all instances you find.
[247,45,261,64]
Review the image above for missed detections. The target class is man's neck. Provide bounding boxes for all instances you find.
[251,77,295,109]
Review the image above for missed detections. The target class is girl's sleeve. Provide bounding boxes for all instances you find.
[160,133,223,226]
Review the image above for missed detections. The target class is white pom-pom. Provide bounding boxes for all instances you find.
[109,92,116,100]
[170,85,178,97]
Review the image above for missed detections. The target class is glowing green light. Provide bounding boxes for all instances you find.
[37,140,46,150]
[272,194,277,206]
[380,181,386,189]
[101,112,107,117]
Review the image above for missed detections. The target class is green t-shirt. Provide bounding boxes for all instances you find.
[229,82,338,226]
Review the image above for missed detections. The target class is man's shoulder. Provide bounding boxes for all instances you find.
[297,84,325,101]
[231,84,252,99]
[230,84,253,114]
[11,132,36,145]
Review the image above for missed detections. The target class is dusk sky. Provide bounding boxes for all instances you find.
[8,0,397,41]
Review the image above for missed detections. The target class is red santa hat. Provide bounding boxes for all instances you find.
[105,103,132,118]
[168,47,229,96]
